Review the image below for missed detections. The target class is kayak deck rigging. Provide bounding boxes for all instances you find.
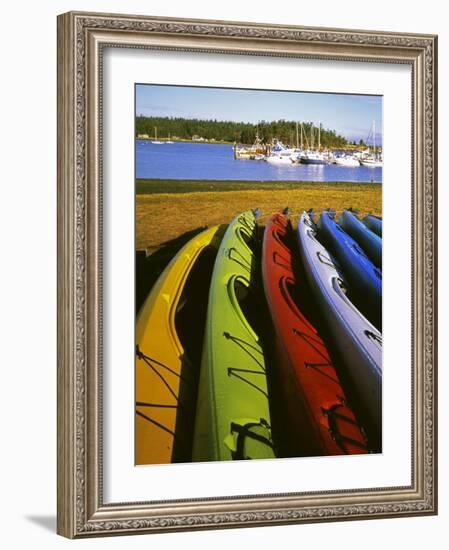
[135,225,225,464]
[136,207,382,463]
[262,212,368,456]
[192,210,276,462]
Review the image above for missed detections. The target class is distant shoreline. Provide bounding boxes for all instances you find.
[135,115,355,148]
[136,179,382,195]
[135,138,380,152]
[136,137,234,145]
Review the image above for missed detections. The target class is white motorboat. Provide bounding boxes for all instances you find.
[265,154,293,164]
[335,154,360,167]
[270,139,296,156]
[264,139,296,163]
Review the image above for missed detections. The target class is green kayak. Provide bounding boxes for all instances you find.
[192,210,276,462]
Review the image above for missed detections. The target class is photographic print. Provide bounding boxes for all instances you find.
[135,84,382,465]
[57,12,437,537]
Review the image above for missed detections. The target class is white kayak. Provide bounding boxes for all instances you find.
[296,211,382,451]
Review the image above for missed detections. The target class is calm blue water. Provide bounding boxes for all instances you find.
[136,141,382,183]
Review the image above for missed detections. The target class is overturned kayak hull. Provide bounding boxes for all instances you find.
[339,209,382,269]
[297,212,382,451]
[136,225,225,465]
[193,210,276,462]
[317,211,382,330]
[363,214,383,237]
[262,212,367,456]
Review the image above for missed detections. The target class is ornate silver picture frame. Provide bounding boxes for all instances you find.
[57,11,437,538]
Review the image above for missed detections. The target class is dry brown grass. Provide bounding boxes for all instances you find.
[136,186,381,251]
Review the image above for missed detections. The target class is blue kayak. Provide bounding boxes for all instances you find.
[363,214,382,237]
[297,212,382,451]
[339,209,382,269]
[317,210,382,331]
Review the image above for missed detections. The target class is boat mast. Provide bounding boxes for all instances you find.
[296,121,299,149]
[303,124,309,149]
[318,121,321,150]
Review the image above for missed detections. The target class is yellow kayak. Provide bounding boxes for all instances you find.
[136,225,226,465]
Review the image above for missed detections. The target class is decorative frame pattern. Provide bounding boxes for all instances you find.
[57,11,437,538]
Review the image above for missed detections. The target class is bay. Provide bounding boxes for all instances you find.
[136,140,382,183]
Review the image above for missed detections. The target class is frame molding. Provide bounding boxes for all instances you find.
[57,11,437,538]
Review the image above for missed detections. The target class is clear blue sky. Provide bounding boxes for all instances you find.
[136,84,382,144]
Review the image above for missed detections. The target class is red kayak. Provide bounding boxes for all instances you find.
[262,212,368,456]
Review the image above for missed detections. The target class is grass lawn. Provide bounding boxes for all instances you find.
[136,179,381,251]
[136,178,381,195]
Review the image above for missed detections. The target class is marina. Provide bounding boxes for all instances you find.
[136,140,382,183]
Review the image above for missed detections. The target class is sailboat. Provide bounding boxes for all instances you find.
[166,133,174,144]
[290,121,305,162]
[292,122,310,164]
[151,127,164,144]
[301,122,329,165]
[360,121,383,167]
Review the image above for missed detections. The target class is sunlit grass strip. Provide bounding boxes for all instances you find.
[136,183,382,251]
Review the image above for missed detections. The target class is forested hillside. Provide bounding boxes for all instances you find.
[136,116,349,147]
